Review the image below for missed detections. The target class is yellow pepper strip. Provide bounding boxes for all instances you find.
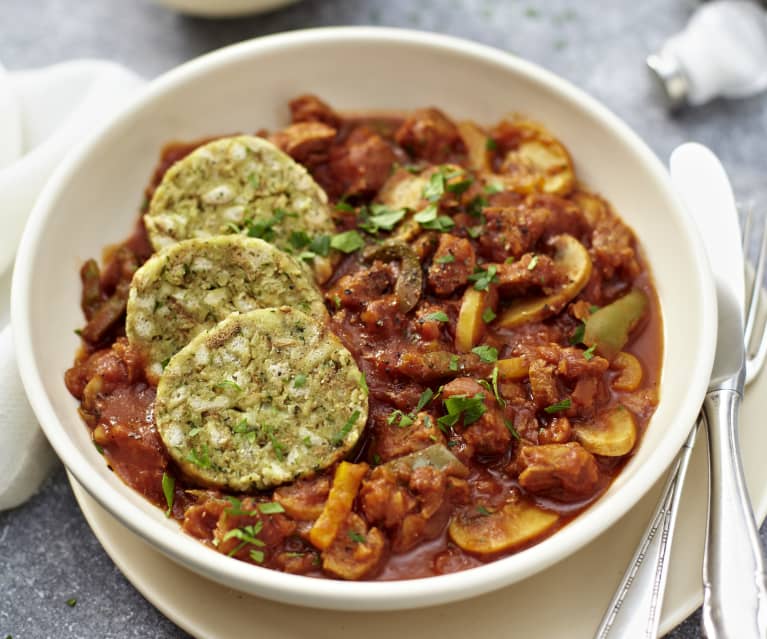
[309,461,369,551]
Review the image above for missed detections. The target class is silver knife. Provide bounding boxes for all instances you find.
[670,143,767,638]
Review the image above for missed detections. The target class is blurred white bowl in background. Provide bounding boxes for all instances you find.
[149,0,300,18]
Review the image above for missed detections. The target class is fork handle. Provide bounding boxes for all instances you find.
[702,389,767,638]
[593,424,698,639]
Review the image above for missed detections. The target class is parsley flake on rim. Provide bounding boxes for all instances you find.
[544,398,572,414]
[66,598,77,608]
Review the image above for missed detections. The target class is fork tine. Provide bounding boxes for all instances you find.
[744,211,767,386]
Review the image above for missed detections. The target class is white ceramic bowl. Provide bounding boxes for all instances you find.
[11,27,717,611]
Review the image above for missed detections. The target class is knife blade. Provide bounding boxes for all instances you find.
[669,142,767,639]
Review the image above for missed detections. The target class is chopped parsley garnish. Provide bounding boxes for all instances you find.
[491,365,505,407]
[335,198,355,213]
[331,410,361,445]
[66,598,77,608]
[583,344,597,360]
[303,435,313,448]
[424,311,449,323]
[161,472,175,517]
[289,230,312,249]
[247,173,260,189]
[446,177,474,195]
[358,204,407,234]
[477,505,491,516]
[589,304,600,313]
[468,195,488,218]
[348,530,367,544]
[415,388,435,412]
[267,426,286,461]
[413,204,456,231]
[73,328,83,337]
[449,355,459,372]
[359,372,369,393]
[485,137,498,151]
[293,374,308,388]
[527,254,539,271]
[215,379,242,393]
[484,181,503,194]
[232,419,257,442]
[438,393,487,429]
[434,253,456,264]
[472,345,498,362]
[423,171,446,202]
[569,322,586,345]
[245,208,295,242]
[224,521,265,557]
[504,418,521,440]
[372,453,382,465]
[187,426,202,437]
[258,502,285,515]
[388,410,414,428]
[330,230,365,253]
[249,549,265,563]
[306,234,331,258]
[414,203,438,224]
[186,444,211,468]
[468,265,498,291]
[161,357,171,370]
[467,225,483,239]
[224,496,258,517]
[544,398,572,414]
[482,307,496,323]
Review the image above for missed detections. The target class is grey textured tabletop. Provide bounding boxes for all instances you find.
[2,1,767,638]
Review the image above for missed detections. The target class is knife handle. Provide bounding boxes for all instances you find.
[702,389,767,639]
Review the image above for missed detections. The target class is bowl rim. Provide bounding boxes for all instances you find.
[11,26,717,610]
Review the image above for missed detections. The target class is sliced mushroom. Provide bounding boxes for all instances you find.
[457,121,491,172]
[574,405,637,457]
[448,499,559,555]
[497,235,592,329]
[583,289,648,359]
[363,240,423,313]
[611,352,643,391]
[384,444,469,478]
[495,119,575,196]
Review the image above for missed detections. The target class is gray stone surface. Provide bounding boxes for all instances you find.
[1,0,766,637]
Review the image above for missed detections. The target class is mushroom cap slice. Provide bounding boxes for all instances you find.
[575,405,638,457]
[497,234,592,329]
[448,499,559,555]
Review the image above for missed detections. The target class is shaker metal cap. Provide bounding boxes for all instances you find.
[647,52,690,111]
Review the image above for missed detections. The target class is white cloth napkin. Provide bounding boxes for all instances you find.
[0,60,144,510]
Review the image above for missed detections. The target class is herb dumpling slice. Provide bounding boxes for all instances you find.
[155,307,368,491]
[126,235,326,382]
[144,135,336,282]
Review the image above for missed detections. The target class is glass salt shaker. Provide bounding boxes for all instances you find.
[647,0,767,109]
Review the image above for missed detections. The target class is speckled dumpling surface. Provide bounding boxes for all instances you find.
[126,235,326,381]
[154,307,368,491]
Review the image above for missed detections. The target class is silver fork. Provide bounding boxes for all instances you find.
[594,204,767,639]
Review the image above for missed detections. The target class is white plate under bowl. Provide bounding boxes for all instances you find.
[12,28,716,610]
[68,363,767,638]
